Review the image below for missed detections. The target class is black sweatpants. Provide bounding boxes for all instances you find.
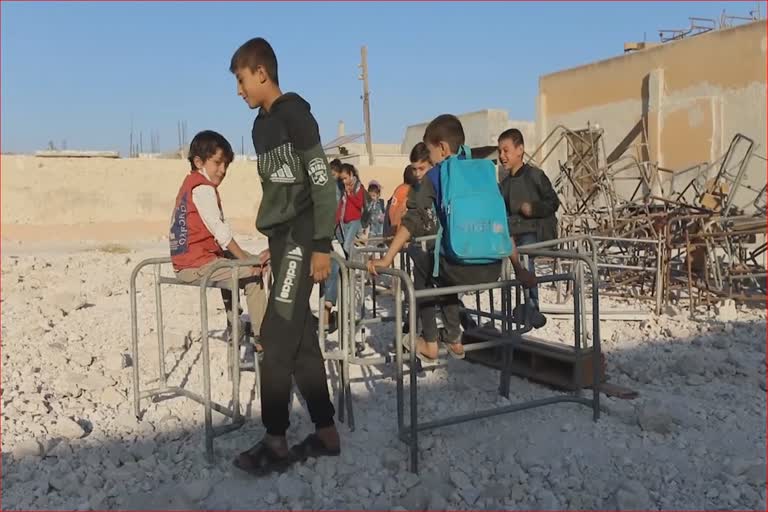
[260,217,335,436]
[409,249,501,343]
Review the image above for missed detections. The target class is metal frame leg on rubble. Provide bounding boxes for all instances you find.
[345,245,602,474]
[318,253,355,430]
[130,256,266,463]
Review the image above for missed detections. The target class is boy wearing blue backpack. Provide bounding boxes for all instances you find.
[368,114,535,362]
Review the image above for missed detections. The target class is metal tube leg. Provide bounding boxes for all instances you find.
[200,284,214,463]
[254,350,261,399]
[153,265,167,387]
[394,276,404,434]
[372,273,377,318]
[231,273,242,423]
[498,284,512,398]
[408,284,419,474]
[130,271,142,418]
[573,266,583,396]
[337,267,347,425]
[344,265,355,431]
[591,270,602,421]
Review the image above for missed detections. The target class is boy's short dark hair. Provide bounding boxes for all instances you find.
[229,37,279,85]
[188,130,234,170]
[409,142,430,163]
[498,128,525,147]
[329,158,343,172]
[403,164,418,186]
[423,114,465,154]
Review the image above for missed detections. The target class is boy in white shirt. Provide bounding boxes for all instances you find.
[169,130,267,351]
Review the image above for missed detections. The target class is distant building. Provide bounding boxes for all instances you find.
[401,109,536,157]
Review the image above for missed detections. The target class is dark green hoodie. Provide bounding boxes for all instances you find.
[251,92,335,252]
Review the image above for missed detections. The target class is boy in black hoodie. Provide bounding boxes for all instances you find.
[229,37,339,476]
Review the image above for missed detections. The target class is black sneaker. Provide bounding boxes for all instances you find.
[512,304,547,329]
[326,311,338,334]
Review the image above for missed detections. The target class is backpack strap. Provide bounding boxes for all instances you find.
[432,221,443,278]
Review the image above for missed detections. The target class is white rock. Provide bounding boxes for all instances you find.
[84,472,104,489]
[637,400,674,434]
[460,487,480,506]
[120,486,196,509]
[47,439,73,458]
[79,372,115,391]
[369,479,383,495]
[276,474,308,500]
[182,479,213,501]
[715,299,738,322]
[131,439,157,460]
[100,387,126,407]
[103,352,130,372]
[449,470,472,489]
[744,464,765,487]
[604,399,637,426]
[399,471,420,490]
[672,353,705,376]
[13,439,43,459]
[51,417,85,439]
[115,411,139,431]
[428,492,449,510]
[538,489,560,509]
[382,450,401,471]
[615,480,651,509]
[70,352,93,368]
[482,483,508,499]
[51,290,86,315]
[400,484,430,510]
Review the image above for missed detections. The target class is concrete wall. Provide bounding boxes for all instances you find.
[343,154,411,170]
[1,155,405,242]
[401,109,537,156]
[537,20,767,209]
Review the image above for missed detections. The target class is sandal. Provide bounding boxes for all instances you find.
[402,336,438,363]
[233,441,297,476]
[443,341,465,360]
[290,433,341,461]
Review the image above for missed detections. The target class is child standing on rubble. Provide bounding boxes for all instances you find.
[229,37,340,476]
[367,180,386,239]
[368,114,536,362]
[498,128,559,327]
[169,130,268,354]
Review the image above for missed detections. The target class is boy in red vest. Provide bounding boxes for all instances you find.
[170,130,268,352]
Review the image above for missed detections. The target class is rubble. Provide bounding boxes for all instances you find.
[1,238,764,510]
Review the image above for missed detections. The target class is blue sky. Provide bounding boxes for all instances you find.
[1,1,764,155]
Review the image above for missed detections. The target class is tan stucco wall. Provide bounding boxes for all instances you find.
[402,110,537,155]
[0,155,404,242]
[537,20,766,209]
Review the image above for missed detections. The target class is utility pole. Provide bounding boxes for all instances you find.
[359,45,374,166]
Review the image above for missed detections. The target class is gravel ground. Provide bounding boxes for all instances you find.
[1,239,765,510]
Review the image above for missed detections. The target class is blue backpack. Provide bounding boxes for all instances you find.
[432,145,513,276]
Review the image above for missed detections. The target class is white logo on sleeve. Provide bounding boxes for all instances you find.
[308,158,329,186]
[270,163,296,183]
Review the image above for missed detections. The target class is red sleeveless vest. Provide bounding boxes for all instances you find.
[170,171,224,271]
